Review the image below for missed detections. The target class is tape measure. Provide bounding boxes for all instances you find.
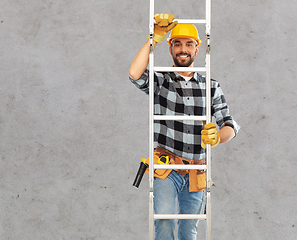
[158,154,170,164]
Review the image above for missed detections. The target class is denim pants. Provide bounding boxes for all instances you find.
[154,170,205,240]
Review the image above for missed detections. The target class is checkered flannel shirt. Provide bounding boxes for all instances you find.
[130,69,240,160]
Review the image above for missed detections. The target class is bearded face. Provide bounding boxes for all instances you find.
[170,38,199,67]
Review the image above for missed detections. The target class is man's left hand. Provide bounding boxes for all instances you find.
[201,122,220,149]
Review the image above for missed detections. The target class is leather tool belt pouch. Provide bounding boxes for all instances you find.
[143,147,207,192]
[143,147,174,180]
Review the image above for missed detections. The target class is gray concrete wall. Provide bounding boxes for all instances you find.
[0,0,296,239]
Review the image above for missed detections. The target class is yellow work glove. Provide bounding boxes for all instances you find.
[152,13,178,42]
[201,122,220,149]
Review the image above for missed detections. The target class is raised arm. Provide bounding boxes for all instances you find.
[129,13,178,81]
[129,40,157,81]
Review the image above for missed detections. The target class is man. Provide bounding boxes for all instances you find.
[129,14,240,240]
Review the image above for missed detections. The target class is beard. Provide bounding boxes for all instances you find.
[172,52,195,67]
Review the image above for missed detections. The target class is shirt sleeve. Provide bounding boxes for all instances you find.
[129,69,165,96]
[129,69,150,95]
[211,81,240,136]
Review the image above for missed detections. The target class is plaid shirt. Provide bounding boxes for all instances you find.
[130,69,240,160]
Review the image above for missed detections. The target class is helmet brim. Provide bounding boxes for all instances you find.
[167,36,201,47]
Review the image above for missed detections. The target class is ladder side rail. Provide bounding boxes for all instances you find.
[205,1,212,240]
[148,1,154,240]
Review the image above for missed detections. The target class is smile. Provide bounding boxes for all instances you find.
[177,54,190,59]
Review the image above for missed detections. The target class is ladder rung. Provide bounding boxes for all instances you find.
[175,19,207,24]
[154,67,206,73]
[154,164,206,170]
[154,214,207,220]
[154,115,206,121]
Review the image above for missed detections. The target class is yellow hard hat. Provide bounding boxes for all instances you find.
[167,24,201,47]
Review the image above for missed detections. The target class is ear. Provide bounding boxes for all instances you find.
[195,46,199,56]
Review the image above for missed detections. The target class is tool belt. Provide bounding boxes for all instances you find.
[143,147,207,192]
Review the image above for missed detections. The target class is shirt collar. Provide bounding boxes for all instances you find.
[170,71,203,83]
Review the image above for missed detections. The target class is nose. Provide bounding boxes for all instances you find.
[181,44,187,52]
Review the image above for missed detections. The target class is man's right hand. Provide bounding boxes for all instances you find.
[130,14,177,80]
[153,13,178,42]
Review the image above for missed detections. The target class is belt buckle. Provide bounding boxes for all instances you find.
[177,159,189,175]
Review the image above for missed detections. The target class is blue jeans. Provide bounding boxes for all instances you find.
[154,170,205,240]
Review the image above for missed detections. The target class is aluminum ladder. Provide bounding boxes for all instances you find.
[148,0,212,239]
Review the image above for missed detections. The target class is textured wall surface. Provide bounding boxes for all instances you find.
[0,0,296,239]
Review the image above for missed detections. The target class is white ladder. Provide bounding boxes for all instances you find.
[148,0,212,239]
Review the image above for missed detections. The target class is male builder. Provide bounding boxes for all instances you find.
[129,14,240,240]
